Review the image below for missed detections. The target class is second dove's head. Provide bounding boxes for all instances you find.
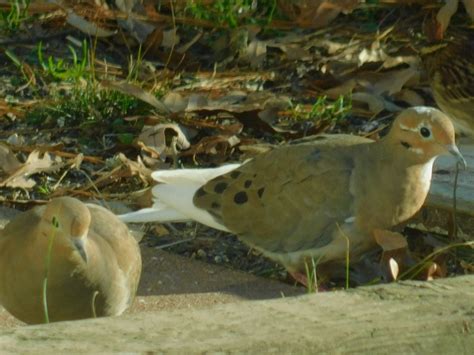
[388,106,466,167]
[41,197,91,262]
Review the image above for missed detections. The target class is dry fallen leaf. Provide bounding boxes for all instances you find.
[351,92,388,115]
[162,28,180,48]
[425,261,446,281]
[388,257,400,280]
[137,123,191,159]
[393,89,425,106]
[373,229,408,251]
[117,153,152,184]
[373,67,419,96]
[0,144,22,175]
[0,151,63,188]
[66,9,116,37]
[243,39,267,68]
[436,0,459,39]
[101,80,170,113]
[182,135,241,163]
[278,0,359,29]
[162,92,189,113]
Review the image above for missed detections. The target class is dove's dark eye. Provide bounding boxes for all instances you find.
[420,127,431,138]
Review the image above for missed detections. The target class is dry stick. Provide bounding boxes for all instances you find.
[452,162,461,239]
[155,238,195,250]
[8,145,103,164]
[164,0,177,71]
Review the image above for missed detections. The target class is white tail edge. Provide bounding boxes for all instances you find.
[118,164,241,232]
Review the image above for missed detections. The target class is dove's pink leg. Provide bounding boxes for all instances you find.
[289,271,328,292]
[289,271,309,287]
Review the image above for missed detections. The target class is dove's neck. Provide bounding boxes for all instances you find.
[375,138,436,196]
[353,140,436,231]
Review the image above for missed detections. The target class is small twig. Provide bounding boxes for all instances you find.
[164,0,177,71]
[452,162,460,239]
[155,237,195,250]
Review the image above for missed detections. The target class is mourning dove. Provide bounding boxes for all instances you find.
[120,107,465,284]
[422,35,474,135]
[0,197,142,324]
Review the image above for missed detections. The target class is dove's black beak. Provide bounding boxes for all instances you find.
[447,144,467,169]
[73,239,88,263]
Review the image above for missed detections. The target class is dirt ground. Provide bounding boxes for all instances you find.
[0,242,304,328]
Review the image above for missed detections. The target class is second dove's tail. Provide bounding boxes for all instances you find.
[118,164,240,231]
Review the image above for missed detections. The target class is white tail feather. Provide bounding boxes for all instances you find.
[119,207,189,223]
[152,164,240,184]
[119,164,241,231]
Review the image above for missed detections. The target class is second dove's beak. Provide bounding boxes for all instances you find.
[447,144,467,169]
[73,239,88,263]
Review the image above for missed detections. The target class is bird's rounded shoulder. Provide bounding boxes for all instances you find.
[0,205,44,240]
[85,204,132,241]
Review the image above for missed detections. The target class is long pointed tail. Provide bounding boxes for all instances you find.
[118,164,240,231]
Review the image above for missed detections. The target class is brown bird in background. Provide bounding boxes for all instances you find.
[120,107,465,286]
[421,26,474,135]
[0,197,142,324]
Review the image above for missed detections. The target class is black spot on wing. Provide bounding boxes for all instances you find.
[234,191,248,204]
[230,170,241,179]
[195,187,207,198]
[244,180,252,188]
[257,187,265,198]
[211,202,220,209]
[214,182,228,194]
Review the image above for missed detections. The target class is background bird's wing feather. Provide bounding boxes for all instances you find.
[425,41,474,104]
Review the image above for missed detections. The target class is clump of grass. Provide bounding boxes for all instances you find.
[37,41,89,82]
[185,0,278,27]
[26,85,145,128]
[0,0,30,33]
[290,95,351,124]
[304,257,319,293]
[25,39,162,142]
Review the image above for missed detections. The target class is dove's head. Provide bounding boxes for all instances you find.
[388,106,466,167]
[42,197,91,263]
